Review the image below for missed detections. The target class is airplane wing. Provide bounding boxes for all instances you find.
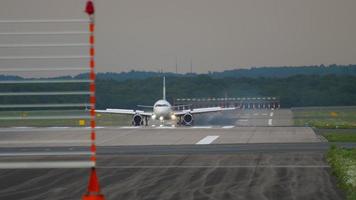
[174,107,235,116]
[137,105,154,108]
[96,109,153,116]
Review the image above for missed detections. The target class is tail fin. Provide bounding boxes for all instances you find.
[163,76,166,100]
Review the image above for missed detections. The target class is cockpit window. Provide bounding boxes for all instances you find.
[155,104,168,107]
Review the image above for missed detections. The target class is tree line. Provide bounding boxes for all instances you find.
[0,74,356,109]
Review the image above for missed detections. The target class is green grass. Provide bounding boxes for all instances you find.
[0,110,131,127]
[324,133,356,142]
[327,146,356,200]
[293,106,356,128]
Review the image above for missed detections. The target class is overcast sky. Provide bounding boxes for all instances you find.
[0,0,356,75]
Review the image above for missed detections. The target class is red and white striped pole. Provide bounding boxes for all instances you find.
[83,1,105,200]
[87,0,96,164]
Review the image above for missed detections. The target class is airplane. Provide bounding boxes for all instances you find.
[96,77,235,126]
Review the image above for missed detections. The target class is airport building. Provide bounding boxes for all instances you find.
[174,97,280,110]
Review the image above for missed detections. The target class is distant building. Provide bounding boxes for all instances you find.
[174,97,280,110]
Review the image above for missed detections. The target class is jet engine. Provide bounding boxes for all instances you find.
[132,114,143,126]
[183,113,193,125]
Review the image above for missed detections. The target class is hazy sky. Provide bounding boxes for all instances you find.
[0,0,356,74]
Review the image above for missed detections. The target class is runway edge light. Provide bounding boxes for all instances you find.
[82,1,106,200]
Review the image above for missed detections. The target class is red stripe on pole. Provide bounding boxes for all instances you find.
[91,131,96,140]
[90,156,96,162]
[90,47,95,56]
[90,96,96,104]
[91,143,96,152]
[91,120,96,128]
[90,108,96,116]
[90,59,95,68]
[90,71,95,80]
[90,83,95,92]
[90,23,95,32]
[90,35,94,44]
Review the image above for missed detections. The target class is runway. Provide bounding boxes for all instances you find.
[0,109,349,199]
[0,126,322,148]
[0,152,345,200]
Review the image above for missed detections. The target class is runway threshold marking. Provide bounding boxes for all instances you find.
[268,119,273,126]
[196,136,219,145]
[270,112,274,117]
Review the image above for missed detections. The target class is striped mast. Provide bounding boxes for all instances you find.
[83,1,106,200]
[87,0,97,164]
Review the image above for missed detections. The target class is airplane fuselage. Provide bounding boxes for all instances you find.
[152,99,174,120]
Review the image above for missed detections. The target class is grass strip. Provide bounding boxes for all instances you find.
[327,146,356,200]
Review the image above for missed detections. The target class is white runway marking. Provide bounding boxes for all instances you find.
[0,140,90,144]
[0,151,93,157]
[156,126,176,129]
[99,165,331,169]
[270,112,274,117]
[191,126,212,129]
[120,126,140,129]
[0,161,95,169]
[253,113,259,116]
[196,136,219,145]
[268,119,273,126]
[262,113,268,116]
[222,126,234,129]
[238,119,248,122]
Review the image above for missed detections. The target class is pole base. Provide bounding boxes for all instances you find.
[82,194,105,200]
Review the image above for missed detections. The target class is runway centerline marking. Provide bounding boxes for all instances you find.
[270,112,274,117]
[268,119,273,126]
[196,135,219,145]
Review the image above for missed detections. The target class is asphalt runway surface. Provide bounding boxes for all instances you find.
[0,109,322,147]
[0,109,349,199]
[0,126,321,147]
[0,152,345,200]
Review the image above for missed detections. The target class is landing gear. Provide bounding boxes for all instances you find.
[177,116,181,126]
[144,116,149,126]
